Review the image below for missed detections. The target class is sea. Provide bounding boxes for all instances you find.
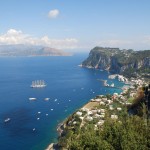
[0,54,124,150]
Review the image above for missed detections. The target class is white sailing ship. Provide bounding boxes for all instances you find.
[30,80,46,88]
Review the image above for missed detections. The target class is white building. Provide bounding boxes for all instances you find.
[117,107,122,111]
[100,101,105,105]
[97,120,105,126]
[76,111,82,116]
[111,115,118,119]
[86,116,93,121]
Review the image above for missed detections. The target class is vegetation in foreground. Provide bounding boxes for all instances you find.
[59,115,150,150]
[58,85,150,150]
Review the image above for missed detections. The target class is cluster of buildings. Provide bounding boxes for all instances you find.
[68,93,124,130]
[66,76,149,131]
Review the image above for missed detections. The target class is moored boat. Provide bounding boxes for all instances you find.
[44,98,50,101]
[4,118,11,123]
[29,98,36,100]
[110,83,115,87]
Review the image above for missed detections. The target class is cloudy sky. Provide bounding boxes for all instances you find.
[0,0,150,51]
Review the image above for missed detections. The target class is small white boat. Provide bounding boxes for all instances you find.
[44,98,50,101]
[33,128,35,131]
[46,114,48,116]
[38,112,41,114]
[29,98,36,101]
[110,83,115,87]
[4,118,11,123]
[37,118,40,120]
[51,109,53,111]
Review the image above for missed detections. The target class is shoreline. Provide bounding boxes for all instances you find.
[46,100,100,150]
[46,94,120,150]
[45,74,127,150]
[46,73,148,150]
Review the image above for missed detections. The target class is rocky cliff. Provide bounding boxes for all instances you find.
[82,47,150,76]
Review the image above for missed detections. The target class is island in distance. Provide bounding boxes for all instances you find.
[0,44,71,56]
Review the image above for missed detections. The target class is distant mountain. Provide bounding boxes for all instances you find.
[82,47,150,77]
[0,44,71,56]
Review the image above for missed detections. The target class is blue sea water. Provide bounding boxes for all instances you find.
[0,54,124,150]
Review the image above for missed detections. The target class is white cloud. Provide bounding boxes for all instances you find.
[40,36,78,49]
[0,29,78,49]
[48,9,59,19]
[7,29,22,35]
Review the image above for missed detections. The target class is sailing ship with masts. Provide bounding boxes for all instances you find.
[30,80,46,88]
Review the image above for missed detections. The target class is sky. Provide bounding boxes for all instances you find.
[0,0,150,51]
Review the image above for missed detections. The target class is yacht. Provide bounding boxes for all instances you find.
[110,83,115,87]
[4,118,11,123]
[29,98,36,101]
[44,98,50,101]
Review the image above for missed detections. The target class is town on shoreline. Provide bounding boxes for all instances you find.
[46,74,150,150]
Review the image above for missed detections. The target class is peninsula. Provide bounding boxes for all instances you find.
[81,47,150,78]
[0,44,71,56]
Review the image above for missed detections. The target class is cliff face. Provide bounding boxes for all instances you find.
[82,47,150,75]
